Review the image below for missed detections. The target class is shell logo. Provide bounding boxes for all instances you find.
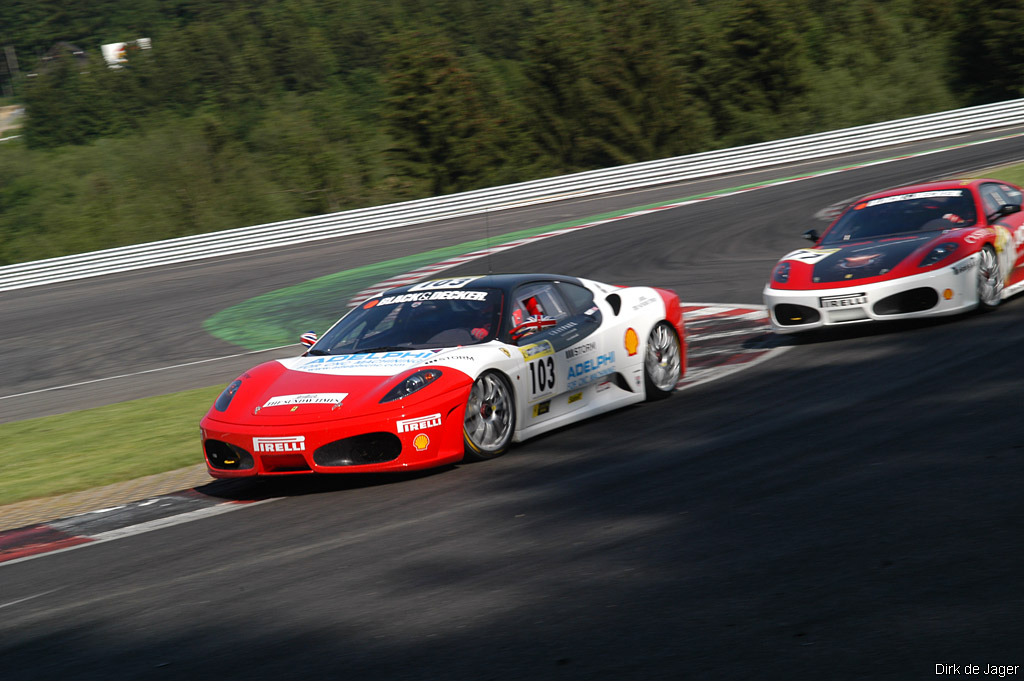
[624,328,639,356]
[413,433,430,451]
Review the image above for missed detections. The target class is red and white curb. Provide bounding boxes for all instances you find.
[0,492,273,566]
[678,304,788,391]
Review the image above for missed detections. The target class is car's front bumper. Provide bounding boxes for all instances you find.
[200,390,470,478]
[762,255,979,334]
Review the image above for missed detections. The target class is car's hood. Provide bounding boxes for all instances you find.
[770,230,982,289]
[281,348,470,377]
[806,235,933,283]
[204,347,493,425]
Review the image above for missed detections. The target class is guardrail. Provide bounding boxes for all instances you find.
[3,98,1024,292]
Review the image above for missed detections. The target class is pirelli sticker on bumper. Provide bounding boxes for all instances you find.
[397,413,442,433]
[820,293,867,308]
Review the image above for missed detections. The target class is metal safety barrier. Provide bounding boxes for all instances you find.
[2,98,1024,292]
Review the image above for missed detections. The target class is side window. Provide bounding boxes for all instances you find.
[1001,184,1023,206]
[508,282,569,342]
[555,281,596,314]
[508,281,601,351]
[980,183,1021,218]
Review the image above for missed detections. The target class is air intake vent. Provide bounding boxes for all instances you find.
[314,432,403,466]
[773,304,820,326]
[873,288,938,315]
[204,439,255,470]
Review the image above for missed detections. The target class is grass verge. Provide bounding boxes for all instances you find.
[0,386,222,505]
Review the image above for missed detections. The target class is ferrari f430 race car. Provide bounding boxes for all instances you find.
[201,273,686,477]
[763,179,1024,333]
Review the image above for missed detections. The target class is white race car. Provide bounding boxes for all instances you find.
[201,273,686,477]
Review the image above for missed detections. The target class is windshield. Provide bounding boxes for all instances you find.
[821,190,977,245]
[309,288,504,354]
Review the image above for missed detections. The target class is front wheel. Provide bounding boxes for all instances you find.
[644,321,682,400]
[977,245,1003,311]
[463,371,516,461]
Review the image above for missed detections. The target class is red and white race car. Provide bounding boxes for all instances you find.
[201,273,685,477]
[763,179,1024,333]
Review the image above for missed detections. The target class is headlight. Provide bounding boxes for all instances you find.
[919,242,959,267]
[380,369,442,403]
[772,262,791,283]
[214,379,242,412]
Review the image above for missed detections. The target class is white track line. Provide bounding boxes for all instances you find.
[0,345,295,401]
[0,500,278,568]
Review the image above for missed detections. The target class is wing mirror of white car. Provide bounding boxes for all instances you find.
[803,229,820,243]
[299,331,318,348]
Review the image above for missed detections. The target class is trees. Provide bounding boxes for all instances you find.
[0,0,1016,262]
[382,30,511,195]
[953,0,1024,104]
[517,1,605,172]
[586,0,712,162]
[21,51,111,147]
[695,0,815,144]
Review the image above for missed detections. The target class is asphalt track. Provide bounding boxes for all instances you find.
[3,129,1024,680]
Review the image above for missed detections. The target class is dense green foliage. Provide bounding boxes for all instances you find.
[0,0,1021,265]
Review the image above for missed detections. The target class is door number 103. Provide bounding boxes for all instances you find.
[529,357,555,396]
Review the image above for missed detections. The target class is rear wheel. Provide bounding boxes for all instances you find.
[463,371,515,461]
[644,321,682,400]
[977,245,1003,311]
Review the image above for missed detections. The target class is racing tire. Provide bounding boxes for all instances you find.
[644,321,682,400]
[977,245,1003,311]
[463,371,516,461]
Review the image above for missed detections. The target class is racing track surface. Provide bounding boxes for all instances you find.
[3,131,1024,680]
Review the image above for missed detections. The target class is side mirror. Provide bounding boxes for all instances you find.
[803,229,820,243]
[299,331,318,348]
[989,204,1021,221]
